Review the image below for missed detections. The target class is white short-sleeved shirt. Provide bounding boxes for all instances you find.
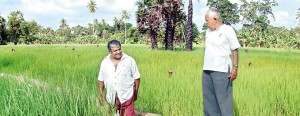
[98,53,140,104]
[203,24,241,72]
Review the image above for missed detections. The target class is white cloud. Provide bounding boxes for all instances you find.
[199,0,207,4]
[58,0,88,8]
[196,8,209,22]
[0,13,8,19]
[99,0,137,13]
[274,11,289,21]
[272,11,289,25]
[21,0,88,15]
[195,8,209,31]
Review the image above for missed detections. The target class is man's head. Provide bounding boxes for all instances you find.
[205,7,223,30]
[107,40,122,60]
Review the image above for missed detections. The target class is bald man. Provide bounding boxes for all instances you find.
[202,7,241,116]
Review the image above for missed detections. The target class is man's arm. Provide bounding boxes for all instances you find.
[229,49,238,81]
[98,81,106,101]
[134,78,140,101]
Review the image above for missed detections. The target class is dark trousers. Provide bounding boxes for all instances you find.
[202,70,232,116]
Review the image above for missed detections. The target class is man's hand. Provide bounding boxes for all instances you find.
[228,68,238,81]
[98,81,106,102]
[99,93,107,102]
[230,49,239,81]
[134,89,138,101]
[134,79,140,101]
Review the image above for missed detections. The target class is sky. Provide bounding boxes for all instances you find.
[0,0,299,32]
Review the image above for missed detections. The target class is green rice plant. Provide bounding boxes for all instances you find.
[0,45,299,115]
[0,75,113,115]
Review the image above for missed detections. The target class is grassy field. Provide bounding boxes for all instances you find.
[0,44,300,115]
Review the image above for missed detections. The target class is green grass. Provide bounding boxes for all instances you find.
[0,44,299,115]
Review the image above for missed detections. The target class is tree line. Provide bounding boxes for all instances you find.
[135,0,299,50]
[0,10,139,45]
[0,0,299,50]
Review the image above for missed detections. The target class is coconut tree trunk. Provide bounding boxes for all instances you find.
[185,0,193,51]
[150,29,158,50]
[124,23,127,44]
[165,16,175,50]
[13,32,18,45]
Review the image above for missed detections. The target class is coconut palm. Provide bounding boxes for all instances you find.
[185,0,193,51]
[161,0,186,50]
[72,25,85,36]
[57,19,71,42]
[93,19,99,37]
[101,19,107,40]
[87,0,97,13]
[87,0,98,38]
[136,0,185,50]
[185,0,201,51]
[113,17,122,34]
[121,10,131,44]
[59,19,68,30]
[136,0,162,49]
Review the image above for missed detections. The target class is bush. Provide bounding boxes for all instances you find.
[129,37,138,44]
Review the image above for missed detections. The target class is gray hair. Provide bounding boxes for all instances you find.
[107,40,121,52]
[206,7,222,22]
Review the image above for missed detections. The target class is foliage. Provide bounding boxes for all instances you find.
[0,15,5,35]
[0,15,7,44]
[136,0,163,49]
[237,26,300,49]
[55,19,71,43]
[20,20,41,44]
[173,21,199,50]
[136,0,186,50]
[161,0,186,50]
[206,0,240,25]
[239,0,278,48]
[113,17,122,33]
[239,0,277,31]
[7,10,24,45]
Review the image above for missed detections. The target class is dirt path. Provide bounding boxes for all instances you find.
[135,109,161,116]
[0,72,61,91]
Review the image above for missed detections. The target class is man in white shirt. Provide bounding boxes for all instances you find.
[98,40,140,116]
[202,7,240,116]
